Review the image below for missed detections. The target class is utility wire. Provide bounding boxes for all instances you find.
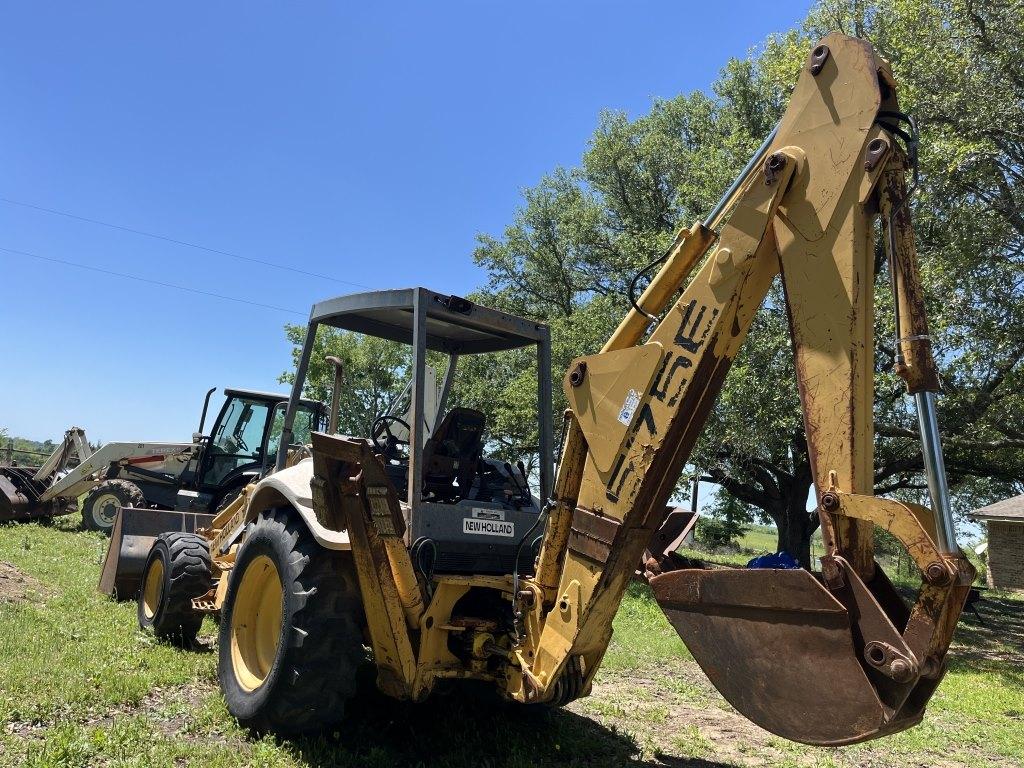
[0,245,306,316]
[0,196,372,289]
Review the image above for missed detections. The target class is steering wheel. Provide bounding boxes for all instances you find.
[370,415,411,459]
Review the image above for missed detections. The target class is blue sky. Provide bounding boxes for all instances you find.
[1,2,811,444]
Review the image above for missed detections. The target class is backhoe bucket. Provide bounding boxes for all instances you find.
[650,566,937,746]
[98,507,214,600]
[0,468,50,522]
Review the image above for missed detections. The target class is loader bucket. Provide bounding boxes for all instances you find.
[650,566,928,746]
[98,507,214,600]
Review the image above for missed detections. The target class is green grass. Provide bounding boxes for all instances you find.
[1,519,1021,767]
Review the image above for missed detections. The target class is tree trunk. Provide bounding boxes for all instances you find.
[775,509,818,568]
[769,458,818,568]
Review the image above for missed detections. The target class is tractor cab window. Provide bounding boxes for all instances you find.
[264,403,319,463]
[203,396,272,487]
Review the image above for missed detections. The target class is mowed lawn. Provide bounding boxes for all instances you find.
[1,520,1021,767]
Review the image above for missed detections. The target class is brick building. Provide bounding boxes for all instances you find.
[969,496,1024,591]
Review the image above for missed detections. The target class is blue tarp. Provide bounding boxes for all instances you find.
[746,551,801,569]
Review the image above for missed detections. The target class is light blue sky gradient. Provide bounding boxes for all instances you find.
[1,2,811,443]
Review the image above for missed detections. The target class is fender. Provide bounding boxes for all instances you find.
[246,458,351,550]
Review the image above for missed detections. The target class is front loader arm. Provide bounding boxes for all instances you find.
[520,34,974,745]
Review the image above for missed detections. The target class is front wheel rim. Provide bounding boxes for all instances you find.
[91,493,121,527]
[142,556,165,620]
[230,554,284,692]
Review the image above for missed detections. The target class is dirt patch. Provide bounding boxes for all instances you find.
[5,680,228,747]
[571,661,793,766]
[570,656,1019,767]
[0,561,47,604]
[87,680,226,742]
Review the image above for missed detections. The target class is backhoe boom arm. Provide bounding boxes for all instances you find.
[518,34,974,745]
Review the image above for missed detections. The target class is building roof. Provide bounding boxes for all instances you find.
[969,494,1024,522]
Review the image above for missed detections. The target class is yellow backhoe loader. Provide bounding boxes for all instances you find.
[110,34,975,746]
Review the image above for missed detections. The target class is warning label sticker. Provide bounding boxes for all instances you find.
[463,517,515,537]
[618,389,641,426]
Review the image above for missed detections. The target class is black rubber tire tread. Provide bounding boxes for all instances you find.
[137,532,212,645]
[81,479,146,533]
[218,509,364,735]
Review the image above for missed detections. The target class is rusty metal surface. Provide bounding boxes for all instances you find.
[649,544,973,746]
[567,507,621,564]
[0,470,33,520]
[636,508,700,579]
[0,468,49,521]
[311,432,418,698]
[878,162,941,395]
[534,413,586,604]
[651,567,896,746]
[645,508,698,559]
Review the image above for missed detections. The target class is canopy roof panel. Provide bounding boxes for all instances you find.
[309,288,548,354]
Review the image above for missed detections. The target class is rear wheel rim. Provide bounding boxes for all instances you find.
[142,557,164,620]
[230,554,284,692]
[91,493,121,527]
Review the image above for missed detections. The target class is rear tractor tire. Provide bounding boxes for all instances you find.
[138,532,213,645]
[218,510,364,735]
[81,479,145,533]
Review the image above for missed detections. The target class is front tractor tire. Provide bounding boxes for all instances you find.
[218,510,364,735]
[138,533,213,645]
[81,479,145,533]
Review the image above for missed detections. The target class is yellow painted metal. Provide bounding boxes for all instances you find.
[878,160,941,395]
[565,343,665,474]
[229,554,283,692]
[142,556,164,620]
[603,222,716,354]
[383,533,425,628]
[772,46,890,575]
[203,485,252,563]
[534,412,587,605]
[416,580,470,681]
[525,143,796,695]
[533,219,713,606]
[310,433,418,698]
[830,492,945,577]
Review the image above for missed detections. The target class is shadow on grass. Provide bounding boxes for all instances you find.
[949,593,1024,681]
[278,678,740,768]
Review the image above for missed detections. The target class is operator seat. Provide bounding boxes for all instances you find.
[422,407,485,499]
